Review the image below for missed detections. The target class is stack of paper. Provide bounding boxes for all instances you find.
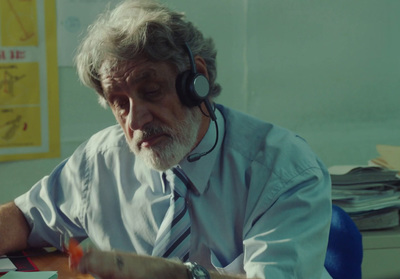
[0,257,17,273]
[329,163,400,231]
[1,271,57,279]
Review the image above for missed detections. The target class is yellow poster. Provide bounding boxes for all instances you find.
[0,107,41,147]
[0,0,59,161]
[0,62,40,105]
[0,0,38,46]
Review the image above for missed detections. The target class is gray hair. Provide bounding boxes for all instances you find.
[75,0,221,107]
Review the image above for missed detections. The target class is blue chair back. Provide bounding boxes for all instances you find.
[324,205,363,279]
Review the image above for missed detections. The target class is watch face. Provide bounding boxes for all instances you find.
[193,265,209,279]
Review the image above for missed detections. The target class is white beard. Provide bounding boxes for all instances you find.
[128,107,202,171]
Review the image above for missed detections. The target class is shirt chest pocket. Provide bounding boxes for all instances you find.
[210,249,245,275]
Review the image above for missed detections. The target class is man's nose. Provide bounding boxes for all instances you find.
[127,99,153,131]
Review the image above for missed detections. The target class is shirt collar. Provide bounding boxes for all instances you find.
[178,106,225,195]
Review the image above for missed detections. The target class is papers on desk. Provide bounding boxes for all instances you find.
[0,257,17,272]
[2,251,39,273]
[369,144,400,170]
[1,271,57,279]
[0,249,57,278]
[329,145,400,231]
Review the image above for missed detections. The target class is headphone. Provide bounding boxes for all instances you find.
[176,43,216,121]
[176,43,218,162]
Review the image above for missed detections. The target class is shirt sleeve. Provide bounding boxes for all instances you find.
[14,144,89,249]
[242,159,332,279]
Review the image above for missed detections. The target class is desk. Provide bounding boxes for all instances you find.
[4,233,398,279]
[362,226,400,279]
[1,250,93,279]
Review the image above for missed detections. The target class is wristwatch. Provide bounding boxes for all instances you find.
[184,262,210,279]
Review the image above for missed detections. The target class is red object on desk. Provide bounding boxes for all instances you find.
[68,239,83,268]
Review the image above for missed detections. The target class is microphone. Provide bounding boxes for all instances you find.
[187,112,219,162]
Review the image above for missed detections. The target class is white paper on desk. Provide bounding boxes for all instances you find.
[1,271,57,279]
[0,257,16,272]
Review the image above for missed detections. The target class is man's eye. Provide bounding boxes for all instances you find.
[111,99,129,114]
[142,85,161,99]
[118,100,129,107]
[111,97,127,107]
[143,90,164,102]
[146,90,159,96]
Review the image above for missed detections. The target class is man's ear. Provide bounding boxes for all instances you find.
[194,56,209,79]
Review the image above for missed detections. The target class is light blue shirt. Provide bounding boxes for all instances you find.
[15,105,332,278]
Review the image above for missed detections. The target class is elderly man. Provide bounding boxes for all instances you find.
[0,0,332,278]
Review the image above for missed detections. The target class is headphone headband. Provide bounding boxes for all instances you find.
[184,42,197,73]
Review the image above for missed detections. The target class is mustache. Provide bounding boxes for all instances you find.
[134,124,171,141]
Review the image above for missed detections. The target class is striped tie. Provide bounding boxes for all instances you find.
[152,167,191,261]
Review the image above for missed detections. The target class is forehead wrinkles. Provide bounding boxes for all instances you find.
[100,61,157,96]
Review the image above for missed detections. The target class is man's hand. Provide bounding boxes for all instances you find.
[0,202,30,255]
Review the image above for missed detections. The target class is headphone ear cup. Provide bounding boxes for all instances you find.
[176,70,210,107]
[190,73,210,102]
